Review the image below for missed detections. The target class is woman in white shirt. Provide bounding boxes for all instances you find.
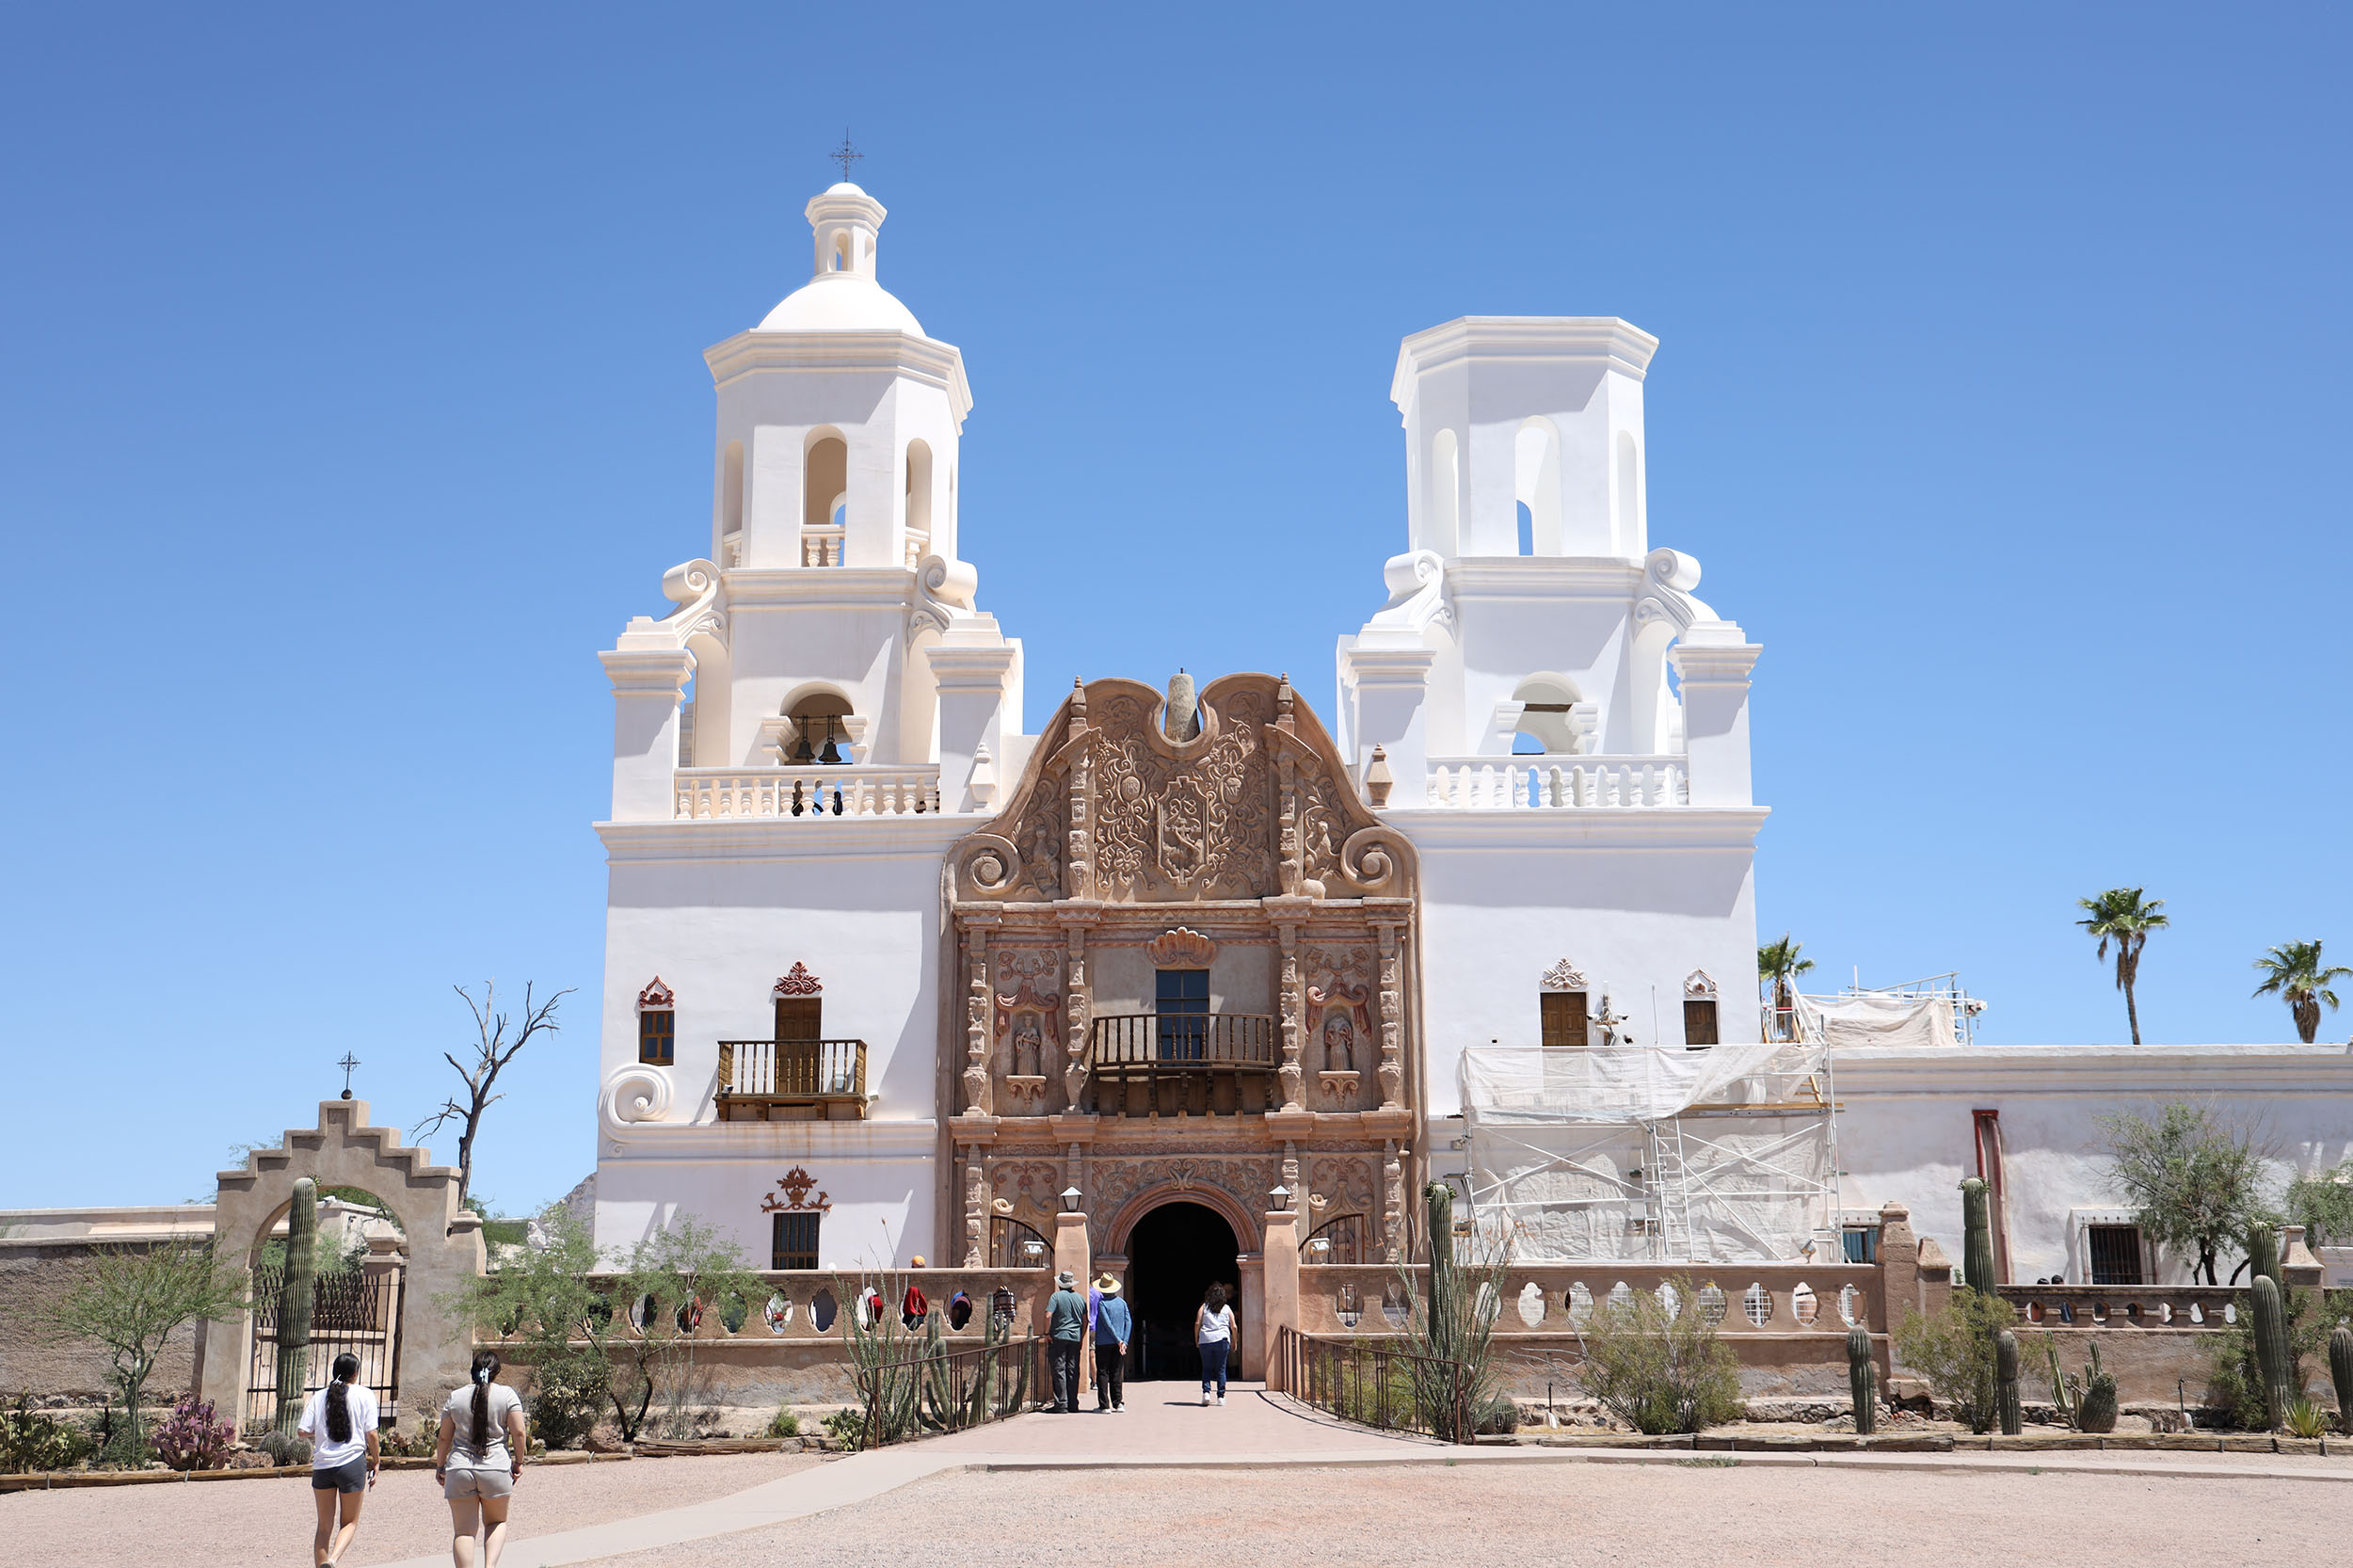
[1194,1283,1237,1406]
[433,1349,529,1568]
[296,1352,378,1568]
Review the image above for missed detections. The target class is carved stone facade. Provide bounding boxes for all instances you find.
[947,674,1420,1268]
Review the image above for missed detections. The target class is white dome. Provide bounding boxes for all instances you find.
[755,274,925,336]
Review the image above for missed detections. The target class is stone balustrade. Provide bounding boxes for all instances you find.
[1424,756,1690,809]
[1297,1260,1884,1336]
[1998,1284,2244,1328]
[674,766,942,820]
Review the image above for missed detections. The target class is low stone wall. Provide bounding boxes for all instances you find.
[0,1240,202,1404]
[494,1266,1057,1411]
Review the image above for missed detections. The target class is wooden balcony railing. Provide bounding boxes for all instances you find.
[1088,1014,1278,1116]
[717,1039,869,1121]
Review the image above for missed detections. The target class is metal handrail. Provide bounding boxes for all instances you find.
[853,1334,1047,1449]
[1275,1325,1475,1444]
[1088,1013,1278,1067]
[717,1038,868,1098]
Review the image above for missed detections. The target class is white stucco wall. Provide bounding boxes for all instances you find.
[1833,1044,2353,1285]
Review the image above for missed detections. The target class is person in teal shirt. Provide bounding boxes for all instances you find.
[1046,1271,1087,1413]
[1091,1275,1132,1412]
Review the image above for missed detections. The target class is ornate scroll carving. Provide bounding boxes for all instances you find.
[961,946,992,1116]
[774,962,822,997]
[1277,924,1304,1111]
[1542,959,1588,992]
[1374,926,1404,1110]
[1684,968,1719,998]
[962,1153,985,1266]
[1063,925,1092,1106]
[1144,928,1216,968]
[760,1167,833,1214]
[951,675,1413,907]
[636,977,674,1010]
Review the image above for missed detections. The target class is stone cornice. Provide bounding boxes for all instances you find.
[599,648,695,695]
[1393,316,1659,410]
[721,568,921,610]
[703,329,972,422]
[597,817,972,863]
[1444,559,1647,600]
[1833,1043,2353,1096]
[601,1117,942,1161]
[1385,807,1769,852]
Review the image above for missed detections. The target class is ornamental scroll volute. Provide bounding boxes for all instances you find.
[951,674,1414,905]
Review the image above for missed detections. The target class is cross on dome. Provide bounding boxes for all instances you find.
[831,129,862,184]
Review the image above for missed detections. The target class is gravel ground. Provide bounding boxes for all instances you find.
[584,1461,2342,1568]
[0,1452,818,1568]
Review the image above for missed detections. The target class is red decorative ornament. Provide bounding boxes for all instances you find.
[637,977,676,1010]
[773,963,823,997]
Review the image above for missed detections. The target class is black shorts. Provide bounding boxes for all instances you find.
[311,1455,368,1493]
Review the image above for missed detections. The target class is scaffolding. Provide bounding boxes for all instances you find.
[1791,971,1987,1048]
[1459,1040,1842,1264]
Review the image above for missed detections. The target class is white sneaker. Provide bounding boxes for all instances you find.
[1202,1393,1211,1406]
[1216,1395,1226,1406]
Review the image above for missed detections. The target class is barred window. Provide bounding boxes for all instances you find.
[772,1211,820,1271]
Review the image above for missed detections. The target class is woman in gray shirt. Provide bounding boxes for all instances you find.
[433,1349,528,1567]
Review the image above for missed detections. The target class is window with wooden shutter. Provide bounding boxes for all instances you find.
[1540,991,1588,1048]
[638,1009,675,1065]
[1681,998,1720,1046]
[771,1211,820,1271]
[776,997,823,1042]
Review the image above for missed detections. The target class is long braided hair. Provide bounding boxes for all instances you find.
[468,1348,502,1454]
[325,1352,361,1443]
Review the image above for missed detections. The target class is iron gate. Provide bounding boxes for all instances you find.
[245,1263,405,1433]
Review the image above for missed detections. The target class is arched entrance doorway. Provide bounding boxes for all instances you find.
[1125,1201,1239,1384]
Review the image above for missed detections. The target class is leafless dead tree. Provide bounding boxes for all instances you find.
[414,981,572,1212]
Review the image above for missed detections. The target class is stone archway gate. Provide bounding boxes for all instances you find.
[197,1100,486,1432]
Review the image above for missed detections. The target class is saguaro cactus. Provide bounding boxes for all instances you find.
[2245,1223,2281,1291]
[271,1176,319,1435]
[1993,1328,2023,1436]
[2329,1324,2353,1437]
[1422,1181,1460,1366]
[1959,1177,1996,1294]
[2249,1274,2293,1431]
[2076,1341,2119,1433]
[1847,1325,1877,1435]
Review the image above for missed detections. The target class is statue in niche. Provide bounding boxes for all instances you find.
[1321,1008,1357,1072]
[1011,1014,1044,1078]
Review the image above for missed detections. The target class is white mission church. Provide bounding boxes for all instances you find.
[588,179,2353,1320]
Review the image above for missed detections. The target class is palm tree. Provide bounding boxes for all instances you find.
[2075,888,2168,1045]
[1757,934,1814,1042]
[2250,939,2351,1044]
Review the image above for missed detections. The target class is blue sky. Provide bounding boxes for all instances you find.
[4,6,2346,1213]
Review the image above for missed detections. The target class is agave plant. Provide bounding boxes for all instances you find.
[2283,1397,2329,1440]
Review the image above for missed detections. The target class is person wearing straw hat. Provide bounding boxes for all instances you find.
[1090,1274,1130,1413]
[1046,1271,1088,1413]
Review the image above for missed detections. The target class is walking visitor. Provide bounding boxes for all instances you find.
[1091,1272,1130,1412]
[1047,1270,1087,1413]
[433,1348,528,1568]
[1195,1282,1235,1405]
[296,1352,378,1568]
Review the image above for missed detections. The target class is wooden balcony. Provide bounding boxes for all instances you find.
[717,1039,869,1121]
[1088,1014,1278,1117]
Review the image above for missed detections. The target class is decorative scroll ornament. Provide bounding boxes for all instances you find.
[657,558,727,644]
[760,1166,833,1214]
[1541,959,1587,992]
[1144,928,1216,968]
[636,976,675,1011]
[774,963,823,997]
[1683,968,1719,999]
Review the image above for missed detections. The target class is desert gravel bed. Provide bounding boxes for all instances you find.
[584,1459,2341,1568]
[0,1451,818,1568]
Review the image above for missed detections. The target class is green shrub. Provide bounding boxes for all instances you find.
[821,1408,865,1447]
[764,1406,800,1438]
[2205,1288,2352,1430]
[0,1398,92,1473]
[1575,1274,1742,1435]
[1895,1288,2016,1433]
[526,1348,610,1450]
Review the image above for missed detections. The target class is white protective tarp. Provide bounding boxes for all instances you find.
[1796,993,1954,1049]
[1460,1041,1794,1127]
